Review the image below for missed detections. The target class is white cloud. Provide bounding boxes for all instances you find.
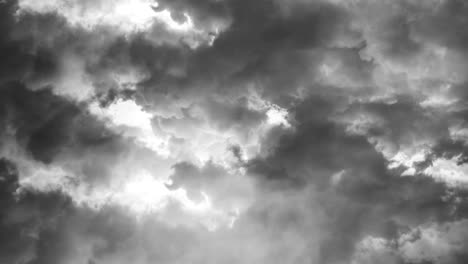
[18,0,193,33]
[13,146,237,231]
[89,99,170,156]
[266,106,291,128]
[424,156,468,187]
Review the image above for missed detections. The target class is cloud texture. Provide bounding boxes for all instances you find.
[2,0,468,263]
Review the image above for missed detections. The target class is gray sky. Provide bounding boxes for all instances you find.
[1,0,468,263]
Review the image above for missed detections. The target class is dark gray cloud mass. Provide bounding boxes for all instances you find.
[2,0,468,263]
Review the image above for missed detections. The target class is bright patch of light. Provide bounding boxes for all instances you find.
[193,149,212,165]
[424,156,468,187]
[117,173,171,212]
[153,9,194,31]
[18,0,194,33]
[114,172,212,214]
[89,99,169,156]
[174,190,212,212]
[389,148,428,176]
[111,172,236,230]
[104,99,153,129]
[113,0,158,30]
[247,91,292,128]
[266,106,291,127]
[17,161,238,230]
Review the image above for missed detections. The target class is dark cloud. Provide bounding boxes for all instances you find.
[2,0,468,263]
[0,158,73,264]
[134,0,358,109]
[413,0,468,51]
[0,82,137,189]
[245,94,468,263]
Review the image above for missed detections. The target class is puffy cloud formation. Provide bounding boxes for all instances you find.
[2,0,468,263]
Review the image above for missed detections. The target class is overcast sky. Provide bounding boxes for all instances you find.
[1,0,468,263]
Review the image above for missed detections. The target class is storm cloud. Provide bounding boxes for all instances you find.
[1,0,468,263]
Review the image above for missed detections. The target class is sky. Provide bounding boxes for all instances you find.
[1,0,468,263]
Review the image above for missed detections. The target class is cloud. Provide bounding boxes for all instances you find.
[3,0,468,263]
[354,219,468,264]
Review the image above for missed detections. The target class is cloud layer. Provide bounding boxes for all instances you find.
[2,0,468,263]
